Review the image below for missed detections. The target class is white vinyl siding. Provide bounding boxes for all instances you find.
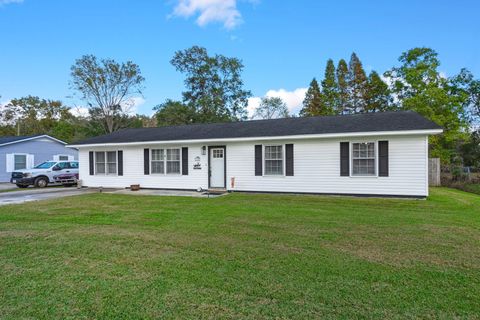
[78,135,430,197]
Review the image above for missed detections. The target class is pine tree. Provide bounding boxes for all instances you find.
[365,71,393,112]
[320,59,337,115]
[348,52,368,113]
[300,78,323,116]
[336,59,349,114]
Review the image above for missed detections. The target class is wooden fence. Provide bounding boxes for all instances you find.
[429,158,441,187]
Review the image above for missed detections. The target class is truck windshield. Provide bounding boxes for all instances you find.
[35,161,56,169]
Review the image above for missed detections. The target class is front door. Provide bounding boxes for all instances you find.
[209,147,225,188]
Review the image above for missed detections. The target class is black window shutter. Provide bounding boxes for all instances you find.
[340,142,350,176]
[144,148,150,175]
[255,145,262,176]
[89,151,94,175]
[117,150,123,176]
[182,147,188,175]
[378,141,389,177]
[285,144,294,176]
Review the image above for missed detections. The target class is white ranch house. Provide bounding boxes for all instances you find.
[69,111,442,198]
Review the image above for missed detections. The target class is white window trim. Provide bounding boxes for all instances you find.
[263,144,285,177]
[57,154,70,161]
[150,147,182,175]
[350,141,378,178]
[95,151,118,176]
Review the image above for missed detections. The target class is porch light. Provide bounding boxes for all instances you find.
[202,146,206,155]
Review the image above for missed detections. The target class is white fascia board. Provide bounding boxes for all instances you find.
[68,129,443,148]
[0,135,67,147]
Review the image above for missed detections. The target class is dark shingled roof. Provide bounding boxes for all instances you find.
[72,111,442,146]
[0,135,43,146]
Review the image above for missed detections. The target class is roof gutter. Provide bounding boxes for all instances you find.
[68,129,443,148]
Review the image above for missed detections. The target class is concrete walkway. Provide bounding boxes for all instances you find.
[0,187,93,206]
[104,188,227,198]
[0,183,17,192]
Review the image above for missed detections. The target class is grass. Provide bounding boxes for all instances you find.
[0,188,479,319]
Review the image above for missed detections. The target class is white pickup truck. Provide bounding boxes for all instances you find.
[10,160,79,188]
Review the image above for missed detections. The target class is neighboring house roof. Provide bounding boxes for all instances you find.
[0,134,67,147]
[70,111,442,147]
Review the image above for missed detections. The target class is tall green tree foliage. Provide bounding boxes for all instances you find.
[336,59,349,114]
[70,55,145,133]
[300,78,323,116]
[1,96,72,136]
[386,47,469,162]
[365,71,392,112]
[253,97,289,119]
[171,46,251,123]
[154,100,196,126]
[320,59,337,115]
[347,53,368,113]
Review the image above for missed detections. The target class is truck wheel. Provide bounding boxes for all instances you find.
[16,184,29,188]
[34,177,48,188]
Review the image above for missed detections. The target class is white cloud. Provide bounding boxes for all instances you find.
[69,106,89,118]
[0,0,23,5]
[172,0,243,29]
[248,88,307,117]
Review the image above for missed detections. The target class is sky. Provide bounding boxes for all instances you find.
[0,0,479,117]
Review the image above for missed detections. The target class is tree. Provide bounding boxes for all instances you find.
[385,47,469,162]
[154,99,197,126]
[347,53,368,113]
[252,97,289,119]
[336,59,349,114]
[1,96,71,136]
[171,46,251,123]
[460,130,480,167]
[320,59,337,115]
[70,54,145,133]
[300,78,323,116]
[365,71,393,112]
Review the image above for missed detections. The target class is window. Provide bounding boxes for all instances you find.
[264,145,283,175]
[35,161,56,169]
[167,149,181,174]
[352,142,376,176]
[69,162,79,169]
[14,154,27,170]
[107,151,117,174]
[95,151,117,175]
[150,148,181,174]
[212,149,224,158]
[56,162,69,170]
[95,152,105,174]
[59,155,69,161]
[151,149,165,174]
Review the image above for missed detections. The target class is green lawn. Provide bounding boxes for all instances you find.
[1,188,479,319]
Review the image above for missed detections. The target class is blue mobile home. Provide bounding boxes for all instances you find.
[0,135,78,182]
